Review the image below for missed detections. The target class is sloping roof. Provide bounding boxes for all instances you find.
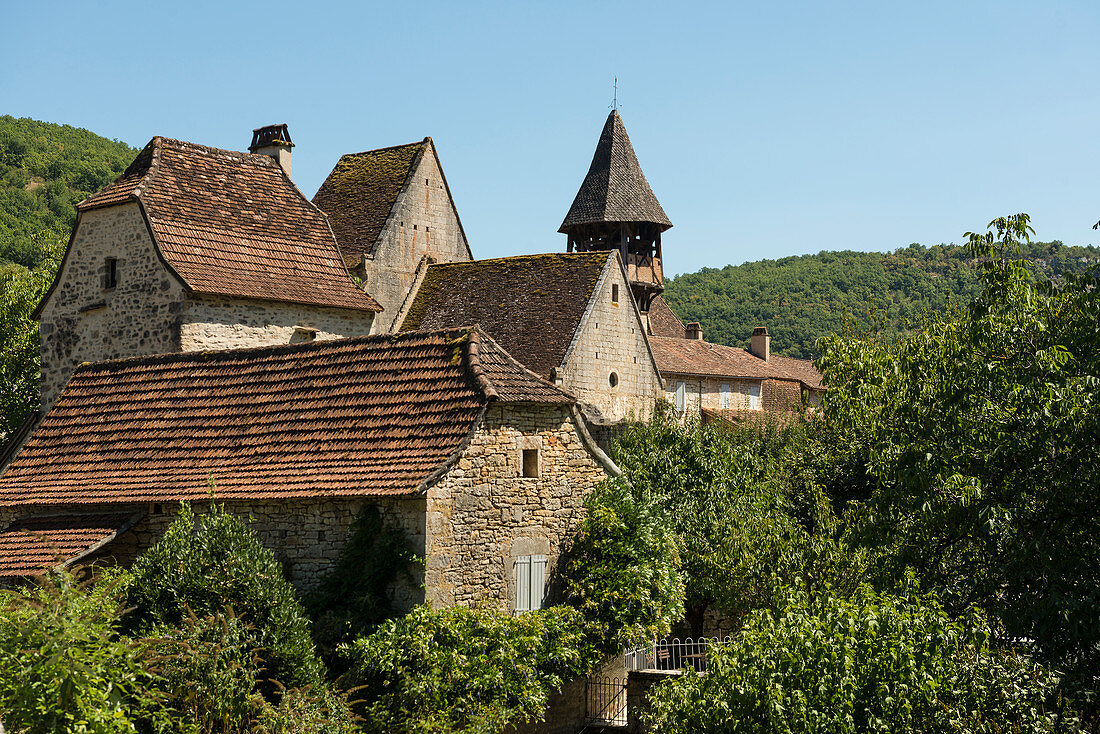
[312,140,426,265]
[560,111,671,233]
[648,295,687,338]
[649,336,802,382]
[0,329,572,509]
[77,137,380,312]
[399,252,611,378]
[770,354,825,391]
[0,513,137,577]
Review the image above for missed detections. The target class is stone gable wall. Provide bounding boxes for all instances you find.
[38,203,188,411]
[366,148,471,332]
[179,295,374,351]
[424,404,608,610]
[560,263,662,423]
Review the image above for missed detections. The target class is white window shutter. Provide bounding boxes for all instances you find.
[749,382,761,410]
[720,383,730,409]
[531,555,547,610]
[675,381,686,411]
[516,556,531,612]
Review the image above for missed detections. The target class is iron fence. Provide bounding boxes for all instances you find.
[624,636,733,672]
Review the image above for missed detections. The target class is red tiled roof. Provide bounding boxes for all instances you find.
[649,336,801,382]
[770,354,825,391]
[0,329,572,509]
[400,253,611,378]
[648,295,686,338]
[78,137,380,313]
[0,513,137,577]
[312,140,426,266]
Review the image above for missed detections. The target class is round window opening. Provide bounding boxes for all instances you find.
[609,372,619,388]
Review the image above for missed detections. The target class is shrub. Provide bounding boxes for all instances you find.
[559,476,684,654]
[126,502,323,690]
[0,570,161,734]
[646,584,1075,733]
[343,604,590,734]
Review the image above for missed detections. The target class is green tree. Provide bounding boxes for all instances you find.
[818,214,1100,690]
[559,477,685,654]
[343,604,591,734]
[125,502,325,691]
[646,585,1073,733]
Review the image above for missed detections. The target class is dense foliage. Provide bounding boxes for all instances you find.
[646,585,1071,733]
[560,476,685,654]
[664,240,1100,359]
[818,215,1100,692]
[126,502,325,690]
[0,116,135,269]
[0,234,60,439]
[343,604,591,734]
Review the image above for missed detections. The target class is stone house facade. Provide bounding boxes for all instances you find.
[33,132,381,414]
[312,137,472,331]
[397,251,664,424]
[0,329,616,615]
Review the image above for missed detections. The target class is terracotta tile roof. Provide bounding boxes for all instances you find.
[0,329,571,509]
[770,354,825,391]
[399,253,610,378]
[78,137,380,313]
[312,140,426,266]
[649,336,801,382]
[0,513,137,577]
[560,111,671,233]
[648,295,687,338]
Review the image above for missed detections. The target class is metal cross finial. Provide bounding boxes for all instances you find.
[612,77,618,111]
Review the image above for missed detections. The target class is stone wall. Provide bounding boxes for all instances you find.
[762,377,804,413]
[660,374,806,416]
[58,496,426,602]
[626,670,678,734]
[38,203,188,410]
[365,145,471,332]
[424,404,608,610]
[559,260,663,423]
[180,295,374,351]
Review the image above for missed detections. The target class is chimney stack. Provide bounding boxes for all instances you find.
[750,326,770,361]
[685,322,703,340]
[249,124,294,178]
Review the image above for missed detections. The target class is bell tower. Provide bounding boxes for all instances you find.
[559,110,671,312]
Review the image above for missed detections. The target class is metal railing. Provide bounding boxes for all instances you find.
[584,675,627,728]
[624,636,733,673]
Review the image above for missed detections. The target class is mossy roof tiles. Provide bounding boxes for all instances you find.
[312,140,426,265]
[0,513,135,576]
[560,111,671,233]
[647,295,687,338]
[399,252,611,379]
[0,328,571,509]
[77,137,381,313]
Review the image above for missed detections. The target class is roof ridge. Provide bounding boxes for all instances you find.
[69,327,473,376]
[463,328,499,400]
[475,329,577,402]
[340,139,428,159]
[427,251,609,269]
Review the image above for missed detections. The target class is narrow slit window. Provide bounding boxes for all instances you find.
[104,258,118,289]
[611,283,619,305]
[522,448,539,478]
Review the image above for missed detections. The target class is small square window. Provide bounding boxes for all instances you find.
[522,448,539,478]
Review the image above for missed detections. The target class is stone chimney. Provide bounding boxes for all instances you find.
[249,124,294,178]
[685,322,703,340]
[750,326,770,361]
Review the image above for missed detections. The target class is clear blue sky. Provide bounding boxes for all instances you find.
[4,1,1098,276]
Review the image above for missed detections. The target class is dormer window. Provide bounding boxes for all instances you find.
[103,258,118,290]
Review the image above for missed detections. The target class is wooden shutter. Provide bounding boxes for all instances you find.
[675,381,686,411]
[531,555,547,610]
[516,556,531,612]
[720,383,730,409]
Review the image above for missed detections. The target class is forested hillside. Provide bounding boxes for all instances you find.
[0,115,136,268]
[663,241,1100,359]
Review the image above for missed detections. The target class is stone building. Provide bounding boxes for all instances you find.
[0,328,615,612]
[32,126,381,415]
[396,251,663,423]
[312,137,471,330]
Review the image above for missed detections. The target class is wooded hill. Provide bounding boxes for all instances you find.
[0,115,136,269]
[663,241,1100,359]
